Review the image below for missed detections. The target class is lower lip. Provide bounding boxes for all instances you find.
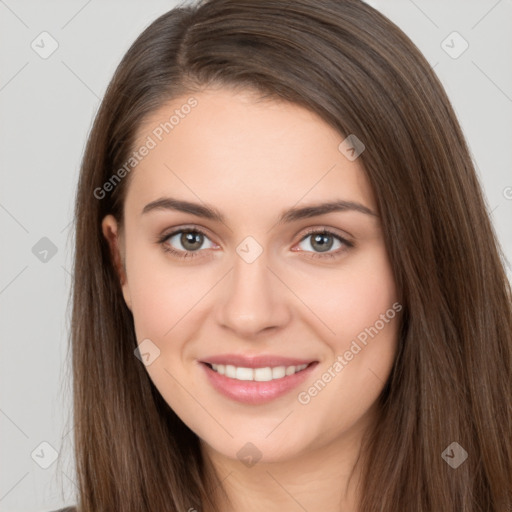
[200,361,318,405]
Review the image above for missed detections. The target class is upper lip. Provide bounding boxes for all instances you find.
[200,354,318,368]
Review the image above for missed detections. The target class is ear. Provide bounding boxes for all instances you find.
[101,214,132,311]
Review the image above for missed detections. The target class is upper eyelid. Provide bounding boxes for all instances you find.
[299,226,351,241]
[162,225,217,245]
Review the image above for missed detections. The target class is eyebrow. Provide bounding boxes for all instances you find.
[141,197,378,223]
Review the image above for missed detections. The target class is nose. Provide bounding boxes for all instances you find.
[215,250,291,338]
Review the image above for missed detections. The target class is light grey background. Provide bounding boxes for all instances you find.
[1,1,511,510]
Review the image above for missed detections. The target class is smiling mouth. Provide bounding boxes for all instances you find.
[203,361,315,382]
[200,360,319,405]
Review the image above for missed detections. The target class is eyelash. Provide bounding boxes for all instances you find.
[157,226,354,261]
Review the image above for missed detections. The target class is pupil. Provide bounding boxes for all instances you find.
[312,233,333,252]
[181,231,203,251]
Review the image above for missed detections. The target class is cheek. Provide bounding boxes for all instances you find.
[290,245,400,430]
[124,245,212,419]
[293,244,398,344]
[124,239,209,339]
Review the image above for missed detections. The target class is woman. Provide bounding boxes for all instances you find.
[61,0,512,510]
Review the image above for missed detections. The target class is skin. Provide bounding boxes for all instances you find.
[102,88,400,512]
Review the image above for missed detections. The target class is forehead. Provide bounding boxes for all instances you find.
[125,88,375,221]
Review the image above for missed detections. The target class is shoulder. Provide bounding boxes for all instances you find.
[49,508,76,512]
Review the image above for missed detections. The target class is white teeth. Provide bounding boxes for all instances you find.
[210,363,309,381]
[235,367,254,381]
[225,364,236,378]
[254,367,272,381]
[285,365,296,376]
[272,366,286,379]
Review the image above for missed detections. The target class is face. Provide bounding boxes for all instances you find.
[102,88,400,466]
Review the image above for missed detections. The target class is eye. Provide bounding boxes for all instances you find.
[294,228,354,259]
[157,226,353,261]
[158,227,217,259]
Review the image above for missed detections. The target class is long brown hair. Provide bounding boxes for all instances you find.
[69,0,512,510]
